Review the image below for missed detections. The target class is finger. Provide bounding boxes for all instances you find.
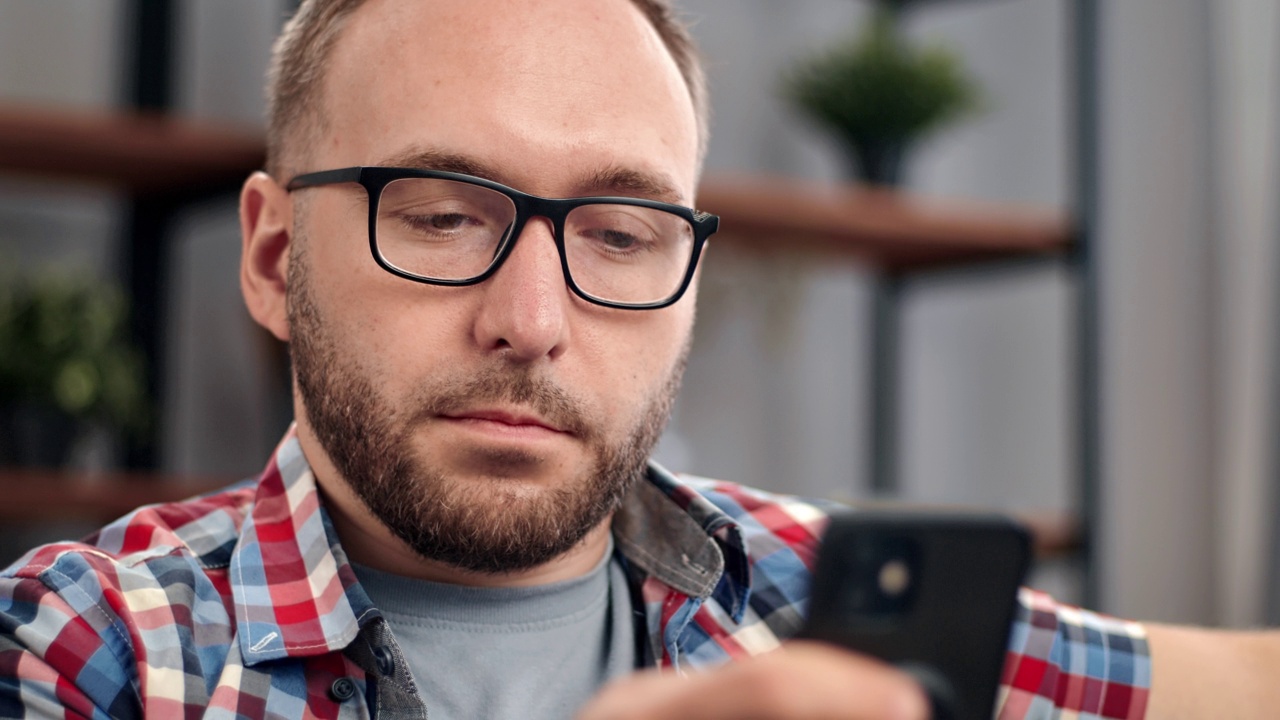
[578,642,929,720]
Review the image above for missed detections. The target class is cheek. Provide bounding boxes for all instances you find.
[345,296,473,388]
[309,256,468,393]
[587,304,694,412]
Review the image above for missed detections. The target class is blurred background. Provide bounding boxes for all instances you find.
[1,0,1277,631]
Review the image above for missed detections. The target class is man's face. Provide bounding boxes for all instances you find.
[285,0,701,573]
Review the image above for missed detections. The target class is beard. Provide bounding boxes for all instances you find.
[286,244,688,575]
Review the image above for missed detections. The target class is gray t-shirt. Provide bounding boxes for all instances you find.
[352,549,637,720]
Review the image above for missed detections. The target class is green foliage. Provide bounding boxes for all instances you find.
[0,268,149,436]
[785,9,982,151]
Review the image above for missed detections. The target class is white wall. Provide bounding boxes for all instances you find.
[0,0,123,108]
[0,0,123,276]
[1210,0,1280,629]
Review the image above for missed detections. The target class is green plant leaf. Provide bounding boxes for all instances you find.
[54,359,99,413]
[0,267,150,437]
[783,9,983,153]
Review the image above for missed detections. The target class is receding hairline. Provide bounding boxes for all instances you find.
[265,0,709,181]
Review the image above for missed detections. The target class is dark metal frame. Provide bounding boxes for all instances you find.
[121,0,177,468]
[120,0,254,468]
[868,0,1103,608]
[1071,0,1103,611]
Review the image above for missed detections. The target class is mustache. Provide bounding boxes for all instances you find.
[410,367,596,440]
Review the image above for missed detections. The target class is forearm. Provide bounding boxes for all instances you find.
[1146,623,1280,718]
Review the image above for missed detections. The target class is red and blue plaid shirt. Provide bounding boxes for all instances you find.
[0,430,1150,718]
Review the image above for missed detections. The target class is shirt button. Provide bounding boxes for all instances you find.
[373,646,396,677]
[329,677,357,702]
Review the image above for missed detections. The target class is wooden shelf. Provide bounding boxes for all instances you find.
[0,469,234,525]
[696,174,1072,272]
[0,103,265,194]
[0,102,1067,268]
[0,102,268,467]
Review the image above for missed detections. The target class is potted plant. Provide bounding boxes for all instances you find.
[784,5,982,185]
[0,269,149,467]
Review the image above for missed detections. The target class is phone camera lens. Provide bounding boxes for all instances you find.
[878,559,911,597]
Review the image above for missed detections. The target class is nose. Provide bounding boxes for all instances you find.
[471,217,571,362]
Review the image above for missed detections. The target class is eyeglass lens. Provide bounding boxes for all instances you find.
[375,178,696,305]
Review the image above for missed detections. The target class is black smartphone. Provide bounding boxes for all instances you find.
[799,511,1032,720]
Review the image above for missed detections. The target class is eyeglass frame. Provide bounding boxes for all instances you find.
[284,166,719,310]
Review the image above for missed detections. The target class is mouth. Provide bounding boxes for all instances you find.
[438,408,572,437]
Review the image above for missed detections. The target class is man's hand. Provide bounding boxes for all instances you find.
[577,642,930,720]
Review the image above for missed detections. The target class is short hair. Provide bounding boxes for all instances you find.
[264,0,709,180]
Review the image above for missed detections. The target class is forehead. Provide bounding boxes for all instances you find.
[315,0,700,201]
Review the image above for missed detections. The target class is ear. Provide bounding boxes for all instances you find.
[240,171,294,342]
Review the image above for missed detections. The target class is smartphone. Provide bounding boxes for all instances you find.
[799,511,1032,720]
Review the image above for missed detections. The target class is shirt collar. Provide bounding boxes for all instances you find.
[229,430,376,665]
[612,462,751,620]
[229,428,750,664]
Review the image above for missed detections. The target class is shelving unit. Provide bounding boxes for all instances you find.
[697,167,1076,502]
[696,172,1080,558]
[703,1,1103,606]
[0,103,263,193]
[0,469,234,525]
[0,130,1081,551]
[696,174,1070,270]
[0,103,266,468]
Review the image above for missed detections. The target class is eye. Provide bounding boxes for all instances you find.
[379,178,513,242]
[594,228,644,252]
[404,212,475,232]
[570,207,663,257]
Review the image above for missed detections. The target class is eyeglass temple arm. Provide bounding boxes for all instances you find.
[694,212,719,236]
[286,167,365,191]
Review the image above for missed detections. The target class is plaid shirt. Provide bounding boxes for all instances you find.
[0,430,1150,718]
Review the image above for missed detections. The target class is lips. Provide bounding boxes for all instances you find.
[440,408,569,435]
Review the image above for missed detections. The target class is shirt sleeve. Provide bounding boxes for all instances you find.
[0,573,137,720]
[997,588,1151,719]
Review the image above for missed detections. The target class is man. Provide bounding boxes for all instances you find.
[1,1,1275,718]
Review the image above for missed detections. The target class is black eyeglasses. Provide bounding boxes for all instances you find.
[285,166,719,310]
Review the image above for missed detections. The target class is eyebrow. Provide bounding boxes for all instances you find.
[574,166,685,205]
[378,147,508,183]
[376,147,686,205]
